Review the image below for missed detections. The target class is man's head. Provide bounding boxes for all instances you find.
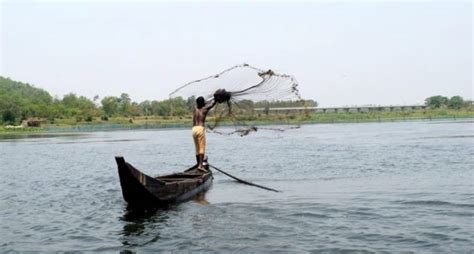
[196,96,205,108]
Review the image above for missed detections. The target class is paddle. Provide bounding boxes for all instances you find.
[208,164,280,193]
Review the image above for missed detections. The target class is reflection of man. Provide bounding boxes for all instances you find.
[192,96,216,172]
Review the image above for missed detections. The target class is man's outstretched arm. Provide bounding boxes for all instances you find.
[204,99,217,112]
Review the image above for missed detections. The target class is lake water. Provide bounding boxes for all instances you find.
[1,120,473,252]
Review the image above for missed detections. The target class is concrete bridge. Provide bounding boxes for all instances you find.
[254,105,427,114]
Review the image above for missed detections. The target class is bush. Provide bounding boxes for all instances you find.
[425,96,448,108]
[101,115,109,121]
[2,110,16,125]
[448,96,464,109]
[85,116,93,122]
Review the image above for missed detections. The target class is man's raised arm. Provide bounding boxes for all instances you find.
[204,99,217,111]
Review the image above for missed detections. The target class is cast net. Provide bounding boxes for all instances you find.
[169,63,309,136]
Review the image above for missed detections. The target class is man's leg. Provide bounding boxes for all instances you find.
[197,127,206,171]
[197,154,205,171]
[193,127,200,167]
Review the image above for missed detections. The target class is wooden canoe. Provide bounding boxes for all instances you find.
[115,156,213,207]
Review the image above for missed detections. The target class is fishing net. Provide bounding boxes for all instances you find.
[169,63,308,136]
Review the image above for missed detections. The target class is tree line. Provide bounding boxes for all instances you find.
[0,76,317,125]
[424,95,469,109]
[1,76,470,125]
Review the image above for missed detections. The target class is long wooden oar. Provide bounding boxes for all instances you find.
[209,164,280,193]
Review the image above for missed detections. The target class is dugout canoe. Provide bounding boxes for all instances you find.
[115,156,213,207]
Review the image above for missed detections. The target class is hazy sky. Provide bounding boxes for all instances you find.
[1,1,472,107]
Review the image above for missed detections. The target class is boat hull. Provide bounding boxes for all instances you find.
[115,156,213,207]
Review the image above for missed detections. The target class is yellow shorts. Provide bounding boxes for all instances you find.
[192,126,206,155]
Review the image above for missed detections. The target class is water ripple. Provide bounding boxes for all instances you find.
[0,122,473,252]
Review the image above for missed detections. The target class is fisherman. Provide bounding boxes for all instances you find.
[192,89,231,171]
[192,96,216,172]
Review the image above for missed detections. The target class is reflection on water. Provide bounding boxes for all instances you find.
[193,191,210,205]
[120,206,172,247]
[120,190,210,248]
[0,132,85,140]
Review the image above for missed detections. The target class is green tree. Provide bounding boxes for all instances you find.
[0,76,53,123]
[118,93,131,115]
[151,100,171,116]
[0,95,20,124]
[305,99,318,107]
[101,96,119,116]
[425,95,448,108]
[139,100,152,116]
[2,110,16,124]
[129,102,142,116]
[169,97,188,116]
[60,93,96,118]
[448,96,464,109]
[186,96,196,111]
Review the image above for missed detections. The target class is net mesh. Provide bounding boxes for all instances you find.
[169,63,307,136]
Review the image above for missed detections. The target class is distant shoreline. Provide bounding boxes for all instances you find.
[1,115,473,135]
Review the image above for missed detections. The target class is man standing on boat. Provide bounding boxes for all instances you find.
[193,96,216,172]
[193,89,231,172]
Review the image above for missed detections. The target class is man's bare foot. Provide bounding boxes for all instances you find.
[197,167,207,172]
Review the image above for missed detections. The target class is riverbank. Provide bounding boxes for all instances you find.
[305,107,473,123]
[1,108,473,134]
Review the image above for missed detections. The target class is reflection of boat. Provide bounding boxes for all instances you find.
[120,205,174,246]
[115,156,213,207]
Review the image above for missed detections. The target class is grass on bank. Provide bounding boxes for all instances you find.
[1,107,473,134]
[305,107,474,123]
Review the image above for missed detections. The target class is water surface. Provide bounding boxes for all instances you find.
[1,121,473,252]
